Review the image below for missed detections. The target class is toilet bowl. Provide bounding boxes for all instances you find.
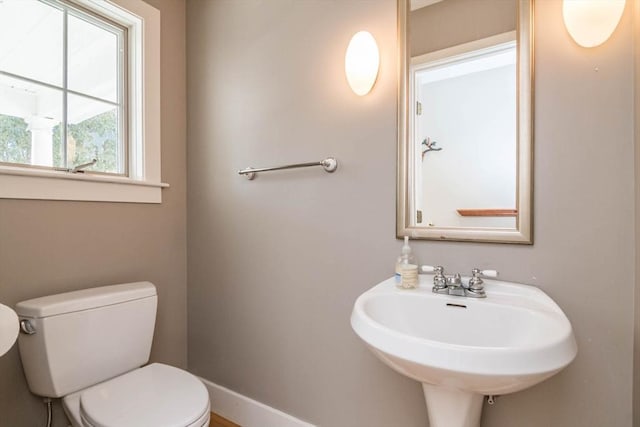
[63,364,210,427]
[15,282,210,427]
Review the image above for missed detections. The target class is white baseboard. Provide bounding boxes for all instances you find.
[199,377,316,427]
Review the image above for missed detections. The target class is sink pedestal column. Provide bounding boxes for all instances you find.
[422,384,483,427]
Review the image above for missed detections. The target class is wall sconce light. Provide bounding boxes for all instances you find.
[563,0,626,48]
[345,31,380,96]
[0,304,18,357]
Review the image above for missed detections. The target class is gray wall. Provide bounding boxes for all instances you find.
[187,1,635,427]
[0,0,187,425]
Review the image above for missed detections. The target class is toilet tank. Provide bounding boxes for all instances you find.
[15,282,157,398]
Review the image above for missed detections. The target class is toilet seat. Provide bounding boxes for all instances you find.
[73,363,210,427]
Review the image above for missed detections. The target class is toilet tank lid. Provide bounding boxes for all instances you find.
[15,282,157,318]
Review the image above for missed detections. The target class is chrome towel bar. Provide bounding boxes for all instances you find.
[238,157,338,180]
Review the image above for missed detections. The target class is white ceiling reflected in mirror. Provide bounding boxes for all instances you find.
[397,0,533,243]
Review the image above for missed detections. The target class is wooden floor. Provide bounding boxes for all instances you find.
[210,411,241,427]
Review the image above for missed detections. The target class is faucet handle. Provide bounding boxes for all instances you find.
[471,268,498,278]
[422,266,447,292]
[466,268,496,298]
[421,265,444,274]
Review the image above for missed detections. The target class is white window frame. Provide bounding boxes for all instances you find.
[0,0,167,203]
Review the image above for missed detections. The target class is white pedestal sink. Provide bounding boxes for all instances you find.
[350,276,577,427]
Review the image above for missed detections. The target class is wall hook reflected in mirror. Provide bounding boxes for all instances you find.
[421,137,442,160]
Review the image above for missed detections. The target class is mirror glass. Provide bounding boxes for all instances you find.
[397,0,532,243]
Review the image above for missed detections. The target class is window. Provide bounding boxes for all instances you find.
[0,0,164,203]
[0,0,126,174]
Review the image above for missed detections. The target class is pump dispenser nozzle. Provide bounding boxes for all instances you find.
[401,236,411,257]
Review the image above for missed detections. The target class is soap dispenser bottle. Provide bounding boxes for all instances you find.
[395,236,415,286]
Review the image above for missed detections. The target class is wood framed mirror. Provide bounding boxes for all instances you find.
[396,0,533,244]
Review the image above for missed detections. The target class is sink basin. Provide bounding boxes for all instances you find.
[0,303,19,357]
[351,276,577,427]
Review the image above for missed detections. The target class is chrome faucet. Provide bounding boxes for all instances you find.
[445,273,466,297]
[432,266,447,292]
[420,266,498,298]
[467,268,489,298]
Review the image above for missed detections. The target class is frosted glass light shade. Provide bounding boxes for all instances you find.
[0,304,18,357]
[563,0,626,48]
[345,31,380,96]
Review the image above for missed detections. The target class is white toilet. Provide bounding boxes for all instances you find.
[15,282,210,427]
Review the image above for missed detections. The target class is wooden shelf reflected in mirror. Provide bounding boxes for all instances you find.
[457,209,518,217]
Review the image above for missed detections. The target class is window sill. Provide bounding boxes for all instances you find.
[0,165,169,203]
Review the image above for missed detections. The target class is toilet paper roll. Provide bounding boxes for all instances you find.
[0,304,19,357]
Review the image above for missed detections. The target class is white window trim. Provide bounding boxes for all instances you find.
[0,0,167,203]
